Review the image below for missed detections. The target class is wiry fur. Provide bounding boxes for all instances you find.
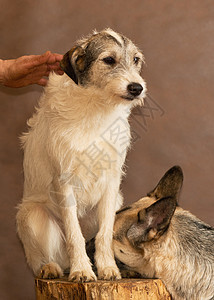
[113,166,214,299]
[16,28,146,282]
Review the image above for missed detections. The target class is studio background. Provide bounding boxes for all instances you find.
[0,1,213,299]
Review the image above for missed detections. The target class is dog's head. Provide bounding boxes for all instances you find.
[113,166,183,271]
[60,28,146,103]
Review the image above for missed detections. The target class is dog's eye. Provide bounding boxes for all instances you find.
[120,249,124,253]
[134,57,140,64]
[103,56,116,65]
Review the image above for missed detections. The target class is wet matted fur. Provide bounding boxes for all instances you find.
[16,29,147,282]
[113,166,214,300]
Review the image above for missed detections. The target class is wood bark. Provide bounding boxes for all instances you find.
[35,277,171,299]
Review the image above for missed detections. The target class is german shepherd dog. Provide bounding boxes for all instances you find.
[112,166,214,300]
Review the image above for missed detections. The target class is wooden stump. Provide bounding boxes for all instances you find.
[35,277,171,300]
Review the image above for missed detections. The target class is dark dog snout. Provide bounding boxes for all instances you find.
[127,83,143,97]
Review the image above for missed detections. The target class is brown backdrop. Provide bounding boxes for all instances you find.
[0,1,214,299]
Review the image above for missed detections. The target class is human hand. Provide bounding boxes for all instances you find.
[0,51,64,88]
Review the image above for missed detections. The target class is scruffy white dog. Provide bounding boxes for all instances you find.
[17,28,146,282]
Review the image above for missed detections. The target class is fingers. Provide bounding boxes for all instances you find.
[29,51,63,68]
[37,77,49,86]
[56,70,64,75]
[24,53,64,86]
[47,52,63,63]
[36,60,64,87]
[32,51,52,66]
[2,52,64,88]
[37,52,64,75]
[40,51,63,65]
[47,61,64,74]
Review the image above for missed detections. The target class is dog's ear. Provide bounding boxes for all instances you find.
[60,46,86,84]
[147,166,183,201]
[127,196,176,246]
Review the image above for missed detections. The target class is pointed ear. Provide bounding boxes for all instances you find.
[60,46,86,84]
[148,166,183,200]
[127,196,176,246]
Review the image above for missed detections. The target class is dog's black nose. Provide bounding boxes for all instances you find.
[127,83,143,97]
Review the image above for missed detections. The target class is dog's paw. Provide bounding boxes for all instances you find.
[68,269,97,282]
[98,266,121,280]
[39,262,63,279]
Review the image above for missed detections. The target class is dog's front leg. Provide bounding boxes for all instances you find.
[95,185,122,280]
[59,184,97,282]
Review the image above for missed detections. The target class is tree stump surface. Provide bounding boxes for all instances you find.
[35,277,171,300]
